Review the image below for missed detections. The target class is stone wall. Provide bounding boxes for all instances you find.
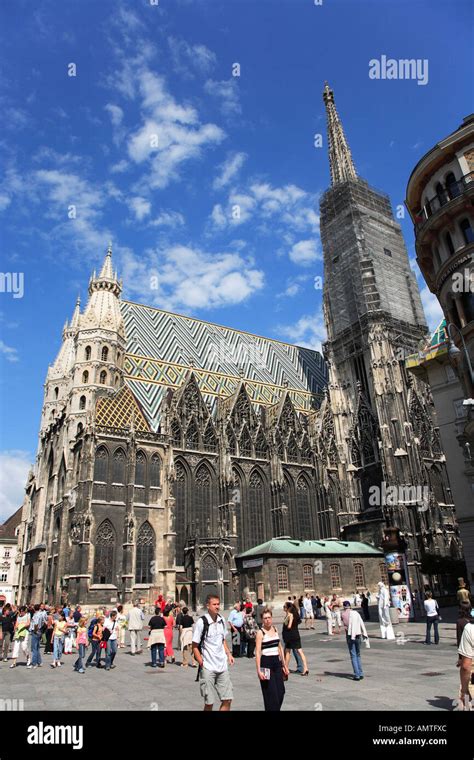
[239,553,384,605]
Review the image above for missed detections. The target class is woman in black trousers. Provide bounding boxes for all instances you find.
[255,608,289,711]
[360,593,370,622]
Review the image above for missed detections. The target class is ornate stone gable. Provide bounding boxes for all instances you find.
[349,385,380,468]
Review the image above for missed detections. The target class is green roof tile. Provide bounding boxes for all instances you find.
[236,538,384,558]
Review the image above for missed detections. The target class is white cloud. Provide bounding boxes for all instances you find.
[0,340,19,362]
[279,312,327,353]
[208,181,321,267]
[213,151,247,190]
[105,103,124,127]
[420,286,444,332]
[0,450,31,523]
[122,245,264,311]
[168,36,217,77]
[204,78,241,116]
[125,71,225,189]
[149,210,185,228]
[110,159,129,174]
[0,194,11,211]
[128,196,151,221]
[289,239,320,266]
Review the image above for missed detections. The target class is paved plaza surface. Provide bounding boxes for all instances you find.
[0,609,462,712]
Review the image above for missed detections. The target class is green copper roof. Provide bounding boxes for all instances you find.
[236,538,384,558]
[405,317,448,370]
[428,318,447,348]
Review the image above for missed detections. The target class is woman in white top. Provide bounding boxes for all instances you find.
[255,608,289,711]
[424,591,440,645]
[10,606,31,667]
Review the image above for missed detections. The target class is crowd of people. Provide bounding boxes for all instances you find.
[0,581,472,711]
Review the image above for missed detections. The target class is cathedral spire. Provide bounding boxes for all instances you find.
[98,241,114,280]
[323,82,357,186]
[70,295,81,330]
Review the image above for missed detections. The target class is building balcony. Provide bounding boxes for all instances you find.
[414,171,474,235]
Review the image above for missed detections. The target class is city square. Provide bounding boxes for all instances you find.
[0,607,465,712]
[0,2,472,748]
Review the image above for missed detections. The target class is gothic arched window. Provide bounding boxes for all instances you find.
[46,452,55,504]
[287,435,299,463]
[85,346,91,361]
[54,387,59,399]
[429,467,445,505]
[203,422,217,452]
[195,464,213,537]
[255,429,268,459]
[171,420,182,447]
[296,476,312,540]
[301,435,312,464]
[174,462,187,564]
[79,395,86,410]
[112,448,126,483]
[150,454,161,487]
[201,553,218,582]
[282,475,295,537]
[94,446,108,482]
[99,370,107,385]
[239,426,252,457]
[101,346,109,362]
[135,522,155,584]
[94,520,115,584]
[232,469,243,552]
[248,470,265,546]
[185,419,199,450]
[135,450,146,487]
[82,370,89,384]
[57,458,66,501]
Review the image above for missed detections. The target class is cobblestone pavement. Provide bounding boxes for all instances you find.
[0,613,461,712]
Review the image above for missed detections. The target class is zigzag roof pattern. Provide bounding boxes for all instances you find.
[120,300,327,431]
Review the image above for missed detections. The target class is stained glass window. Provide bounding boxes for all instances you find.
[135,522,155,584]
[94,520,115,584]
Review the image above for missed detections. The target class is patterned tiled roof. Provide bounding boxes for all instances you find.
[120,300,327,431]
[95,385,150,431]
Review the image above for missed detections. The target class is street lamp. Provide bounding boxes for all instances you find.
[446,322,474,385]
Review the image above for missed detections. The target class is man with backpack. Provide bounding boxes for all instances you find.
[192,594,234,711]
[86,615,104,668]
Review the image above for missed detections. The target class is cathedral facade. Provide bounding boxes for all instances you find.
[16,86,463,609]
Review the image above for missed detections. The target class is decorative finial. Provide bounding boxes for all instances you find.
[107,241,113,255]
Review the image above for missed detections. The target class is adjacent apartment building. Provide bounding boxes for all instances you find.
[405,113,474,583]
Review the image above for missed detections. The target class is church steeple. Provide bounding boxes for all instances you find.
[323,83,357,186]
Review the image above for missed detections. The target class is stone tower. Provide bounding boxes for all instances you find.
[318,84,460,589]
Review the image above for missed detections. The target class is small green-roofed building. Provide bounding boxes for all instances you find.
[235,538,385,605]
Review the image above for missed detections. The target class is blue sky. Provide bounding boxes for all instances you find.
[0,0,472,521]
